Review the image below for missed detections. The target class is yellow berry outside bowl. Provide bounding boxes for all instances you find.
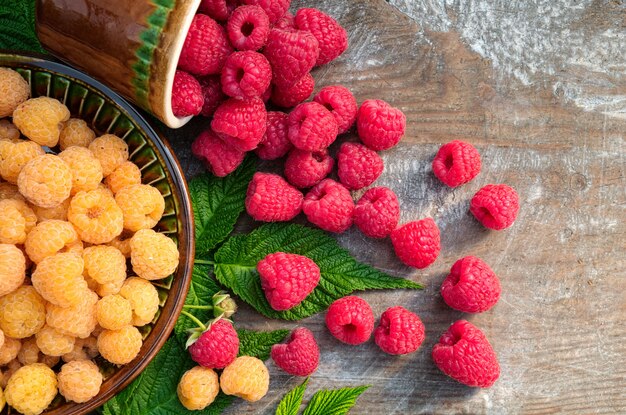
[0,51,194,415]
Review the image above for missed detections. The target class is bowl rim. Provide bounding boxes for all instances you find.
[0,50,195,414]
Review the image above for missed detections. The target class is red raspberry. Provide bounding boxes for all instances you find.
[337,142,384,190]
[254,111,292,160]
[357,99,406,151]
[199,0,238,21]
[241,0,291,24]
[303,179,354,233]
[432,320,500,388]
[432,140,481,187]
[271,327,319,376]
[263,28,319,88]
[189,319,240,369]
[245,172,303,222]
[211,97,267,151]
[198,75,226,117]
[288,102,338,152]
[192,129,245,177]
[470,184,519,230]
[274,11,295,30]
[178,14,233,76]
[220,51,272,99]
[354,186,399,238]
[294,8,348,66]
[171,70,204,117]
[325,296,374,345]
[284,149,333,189]
[257,252,320,311]
[374,306,425,355]
[226,5,270,51]
[270,73,314,108]
[313,85,357,134]
[391,218,440,269]
[441,256,501,313]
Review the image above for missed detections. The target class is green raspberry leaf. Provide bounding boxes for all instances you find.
[214,223,422,320]
[238,328,289,361]
[302,385,370,415]
[275,378,309,415]
[0,0,46,53]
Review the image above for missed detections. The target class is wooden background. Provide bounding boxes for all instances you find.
[167,1,626,413]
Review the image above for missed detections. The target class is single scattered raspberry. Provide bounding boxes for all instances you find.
[171,70,204,117]
[30,198,70,222]
[198,75,226,117]
[220,356,269,402]
[270,72,314,108]
[263,28,319,88]
[274,10,295,29]
[221,51,272,99]
[105,161,142,194]
[198,0,237,21]
[227,5,270,51]
[391,218,440,269]
[241,0,290,24]
[59,118,96,150]
[192,129,245,177]
[303,179,354,233]
[12,97,70,147]
[17,154,73,208]
[245,172,303,221]
[57,360,103,403]
[211,97,267,151]
[294,8,348,66]
[17,337,41,365]
[432,140,481,187]
[24,219,82,264]
[189,319,239,369]
[0,244,25,296]
[82,245,126,285]
[284,149,333,189]
[0,139,45,184]
[115,184,165,231]
[313,86,357,134]
[288,102,338,152]
[119,277,160,326]
[96,294,133,330]
[441,256,501,313]
[470,184,520,230]
[46,289,98,339]
[177,366,220,410]
[35,325,75,357]
[130,229,179,280]
[357,99,406,151]
[97,325,143,365]
[271,327,319,376]
[337,142,384,190]
[67,188,124,244]
[88,134,129,177]
[325,296,374,345]
[254,111,292,160]
[58,146,104,195]
[353,187,399,238]
[4,363,57,415]
[432,320,500,388]
[0,199,36,244]
[31,252,88,307]
[0,67,29,118]
[178,14,233,76]
[0,337,21,366]
[374,306,425,355]
[0,286,46,339]
[0,119,20,141]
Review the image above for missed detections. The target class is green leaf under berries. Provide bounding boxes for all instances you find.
[302,385,370,415]
[0,0,46,53]
[276,378,309,415]
[214,223,422,320]
[238,328,289,361]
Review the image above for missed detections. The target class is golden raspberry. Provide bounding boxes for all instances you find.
[0,139,44,184]
[96,295,133,330]
[35,325,75,357]
[12,97,70,147]
[177,366,219,410]
[0,182,23,200]
[0,244,26,296]
[68,189,123,244]
[17,154,73,208]
[4,363,57,415]
[24,219,82,264]
[97,325,142,365]
[0,68,29,118]
[119,277,159,327]
[220,356,269,402]
[30,198,70,222]
[31,252,88,307]
[0,286,46,339]
[0,119,20,141]
[17,337,40,366]
[108,231,133,258]
[57,360,103,403]
[0,337,21,365]
[94,274,126,297]
[130,229,179,280]
[58,146,103,195]
[115,184,165,232]
[59,118,96,151]
[46,289,98,339]
[82,245,126,285]
[105,161,141,194]
[0,199,37,244]
[88,134,128,176]
[61,338,89,363]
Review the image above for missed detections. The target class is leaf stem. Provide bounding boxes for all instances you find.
[179,310,206,331]
[195,259,215,266]
[183,305,214,310]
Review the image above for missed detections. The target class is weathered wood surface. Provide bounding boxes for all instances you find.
[168,1,626,413]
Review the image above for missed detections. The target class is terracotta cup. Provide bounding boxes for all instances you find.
[36,0,201,128]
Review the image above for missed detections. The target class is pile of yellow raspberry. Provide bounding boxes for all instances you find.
[0,67,180,414]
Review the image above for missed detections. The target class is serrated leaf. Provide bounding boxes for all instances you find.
[276,378,309,415]
[302,385,370,415]
[238,328,289,361]
[214,223,422,320]
[0,1,46,53]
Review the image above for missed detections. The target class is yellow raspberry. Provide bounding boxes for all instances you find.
[58,118,96,150]
[0,199,37,244]
[58,146,103,195]
[119,277,159,327]
[115,184,165,232]
[39,354,60,368]
[105,161,142,194]
[88,134,128,176]
[17,154,73,208]
[64,336,98,363]
[82,245,126,285]
[12,97,70,147]
[177,366,220,410]
[0,244,26,296]
[94,274,126,297]
[17,337,40,366]
[220,356,269,402]
[0,182,23,200]
[31,252,88,307]
[0,286,46,339]
[35,325,75,357]
[5,363,57,415]
[96,295,133,330]
[29,198,70,222]
[24,219,82,264]
[46,289,98,339]
[108,231,133,258]
[0,68,29,118]
[68,189,123,244]
[97,325,142,365]
[0,119,20,141]
[0,139,44,184]
[57,360,103,403]
[0,337,21,365]
[130,229,179,280]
